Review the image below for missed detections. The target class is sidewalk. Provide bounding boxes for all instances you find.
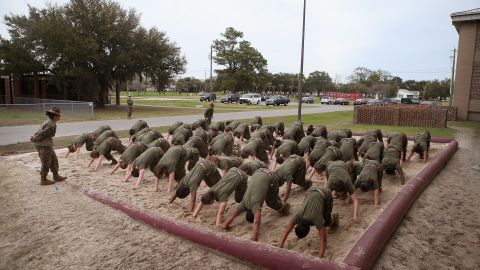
[0,106,352,145]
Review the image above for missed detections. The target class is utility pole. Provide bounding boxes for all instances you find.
[297,0,306,121]
[449,48,457,107]
[210,45,213,93]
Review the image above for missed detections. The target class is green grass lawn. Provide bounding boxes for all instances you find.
[250,111,456,139]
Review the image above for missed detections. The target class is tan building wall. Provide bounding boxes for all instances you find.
[453,22,477,120]
[453,19,480,121]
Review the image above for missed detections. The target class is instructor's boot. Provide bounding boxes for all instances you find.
[40,172,55,186]
[53,173,67,182]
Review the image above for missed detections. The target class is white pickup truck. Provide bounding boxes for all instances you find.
[320,96,334,104]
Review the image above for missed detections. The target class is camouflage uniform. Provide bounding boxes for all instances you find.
[204,105,214,125]
[31,119,59,174]
[91,125,111,140]
[127,97,133,119]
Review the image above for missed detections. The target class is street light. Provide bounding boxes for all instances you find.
[297,0,306,121]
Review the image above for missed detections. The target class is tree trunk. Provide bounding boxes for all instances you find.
[115,81,120,105]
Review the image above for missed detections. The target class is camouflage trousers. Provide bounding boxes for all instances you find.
[36,145,59,174]
[128,107,133,119]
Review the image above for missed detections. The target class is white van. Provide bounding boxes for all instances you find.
[239,93,262,105]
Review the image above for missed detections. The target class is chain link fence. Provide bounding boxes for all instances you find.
[0,96,94,121]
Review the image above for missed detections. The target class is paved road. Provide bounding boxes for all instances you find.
[0,105,352,145]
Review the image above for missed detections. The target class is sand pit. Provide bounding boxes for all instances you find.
[2,136,449,264]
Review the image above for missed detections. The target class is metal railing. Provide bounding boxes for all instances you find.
[0,96,94,121]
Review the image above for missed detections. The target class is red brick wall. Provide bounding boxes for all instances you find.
[354,106,448,128]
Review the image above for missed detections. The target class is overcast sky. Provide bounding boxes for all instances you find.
[1,0,478,82]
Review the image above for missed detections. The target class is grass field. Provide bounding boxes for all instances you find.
[1,110,467,155]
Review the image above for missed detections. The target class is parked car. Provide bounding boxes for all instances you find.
[383,98,397,105]
[334,98,349,105]
[239,93,262,105]
[265,96,290,106]
[401,97,420,104]
[261,95,267,102]
[220,94,240,103]
[320,96,334,104]
[199,93,216,102]
[367,99,381,106]
[354,98,368,105]
[301,96,315,103]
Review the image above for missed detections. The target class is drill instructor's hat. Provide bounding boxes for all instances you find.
[45,106,62,116]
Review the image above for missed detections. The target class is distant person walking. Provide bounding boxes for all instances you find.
[127,95,133,119]
[30,106,67,185]
[204,102,214,125]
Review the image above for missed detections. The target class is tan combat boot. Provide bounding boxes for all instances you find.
[40,172,55,186]
[53,173,67,182]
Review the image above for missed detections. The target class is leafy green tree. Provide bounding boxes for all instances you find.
[213,27,268,93]
[305,71,334,96]
[1,0,186,106]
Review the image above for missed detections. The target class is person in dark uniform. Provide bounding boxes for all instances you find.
[129,120,148,141]
[151,146,199,193]
[308,146,342,180]
[184,135,209,158]
[240,138,270,164]
[351,159,383,208]
[193,167,248,225]
[130,127,151,143]
[89,137,126,171]
[357,133,378,157]
[363,141,384,163]
[279,187,339,258]
[231,123,251,142]
[147,138,171,152]
[251,116,263,126]
[192,118,208,131]
[283,122,304,143]
[274,139,298,162]
[238,159,268,176]
[124,147,164,183]
[171,125,193,145]
[275,155,312,203]
[204,103,214,125]
[221,168,290,241]
[110,141,148,177]
[297,135,317,157]
[167,121,183,140]
[323,160,359,221]
[170,158,222,212]
[306,125,327,139]
[209,132,235,156]
[91,125,111,141]
[30,106,67,185]
[127,95,133,119]
[382,144,406,185]
[386,132,408,161]
[307,137,330,168]
[339,137,358,162]
[93,130,118,150]
[407,130,431,163]
[216,155,243,176]
[66,133,94,157]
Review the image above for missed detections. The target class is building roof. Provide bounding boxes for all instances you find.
[451,8,480,31]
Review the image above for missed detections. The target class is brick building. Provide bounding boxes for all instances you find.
[451,8,480,121]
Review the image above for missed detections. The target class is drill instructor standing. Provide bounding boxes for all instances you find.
[30,107,67,185]
[127,95,134,119]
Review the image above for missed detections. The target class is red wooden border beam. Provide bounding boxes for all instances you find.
[343,140,458,269]
[66,181,358,270]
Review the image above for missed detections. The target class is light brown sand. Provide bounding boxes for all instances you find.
[374,126,480,270]
[0,137,448,265]
[0,155,254,269]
